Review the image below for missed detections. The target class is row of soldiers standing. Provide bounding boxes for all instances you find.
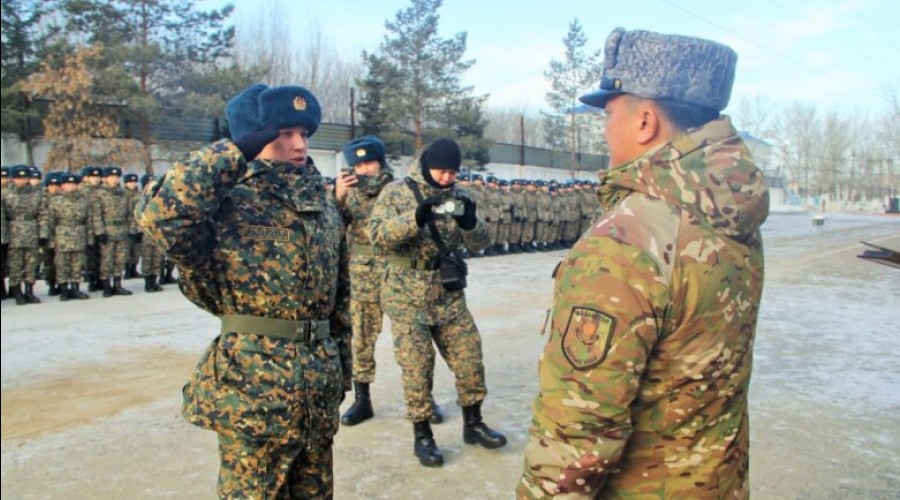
[1,165,175,304]
[457,174,599,256]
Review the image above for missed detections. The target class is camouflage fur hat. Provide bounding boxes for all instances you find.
[580,27,737,111]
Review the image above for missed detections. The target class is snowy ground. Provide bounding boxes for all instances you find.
[2,212,899,499]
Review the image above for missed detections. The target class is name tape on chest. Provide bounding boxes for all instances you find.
[241,225,290,242]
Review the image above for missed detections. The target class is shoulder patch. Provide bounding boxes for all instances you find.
[562,307,616,369]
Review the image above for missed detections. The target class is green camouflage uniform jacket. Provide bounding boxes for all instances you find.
[3,185,43,249]
[97,184,138,241]
[369,163,491,326]
[337,170,393,302]
[40,191,103,251]
[519,116,769,499]
[135,139,351,446]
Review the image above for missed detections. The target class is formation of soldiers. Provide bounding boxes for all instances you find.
[1,165,177,305]
[325,173,602,257]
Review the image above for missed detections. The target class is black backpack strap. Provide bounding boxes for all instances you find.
[405,177,448,254]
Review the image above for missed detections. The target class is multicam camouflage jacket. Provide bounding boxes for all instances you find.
[519,116,769,499]
[96,184,138,241]
[40,191,103,252]
[2,185,43,249]
[337,169,393,302]
[369,162,491,326]
[135,139,351,445]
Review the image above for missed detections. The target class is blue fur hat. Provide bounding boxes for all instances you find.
[12,165,31,179]
[81,166,103,177]
[343,135,387,168]
[30,167,42,179]
[61,173,80,184]
[258,85,321,137]
[226,83,268,140]
[580,27,737,111]
[103,166,122,177]
[123,173,138,183]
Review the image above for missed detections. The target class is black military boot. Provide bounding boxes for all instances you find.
[429,399,444,425]
[162,261,177,284]
[341,382,374,426]
[126,263,142,279]
[13,283,27,305]
[413,421,444,467]
[102,279,114,297]
[462,402,507,449]
[87,274,99,292]
[144,275,163,292]
[47,279,60,296]
[71,282,90,300]
[113,277,132,296]
[24,282,41,304]
[59,282,71,302]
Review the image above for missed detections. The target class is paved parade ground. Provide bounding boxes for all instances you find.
[2,212,899,499]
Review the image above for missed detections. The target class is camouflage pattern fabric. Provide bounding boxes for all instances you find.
[124,186,142,270]
[80,184,103,280]
[337,170,393,383]
[139,241,164,276]
[135,139,351,498]
[519,116,769,499]
[369,161,492,422]
[2,184,43,284]
[97,184,137,279]
[40,190,102,283]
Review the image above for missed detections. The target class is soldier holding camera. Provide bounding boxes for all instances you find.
[369,137,507,468]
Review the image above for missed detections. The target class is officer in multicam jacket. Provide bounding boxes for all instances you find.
[96,166,137,297]
[2,165,43,304]
[467,174,488,257]
[137,174,164,292]
[122,173,143,280]
[535,181,552,251]
[518,28,769,500]
[136,83,351,499]
[40,173,102,301]
[369,137,507,468]
[334,135,409,426]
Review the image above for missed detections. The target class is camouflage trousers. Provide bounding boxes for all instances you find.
[391,310,487,422]
[510,221,523,244]
[350,299,384,384]
[520,221,536,245]
[218,435,333,499]
[100,239,129,280]
[535,221,550,243]
[6,247,39,285]
[128,239,139,268]
[564,219,580,241]
[55,250,86,283]
[139,242,164,276]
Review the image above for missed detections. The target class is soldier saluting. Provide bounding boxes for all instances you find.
[136,83,351,498]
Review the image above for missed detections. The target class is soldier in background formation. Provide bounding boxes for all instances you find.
[96,166,138,297]
[137,174,164,292]
[2,166,43,304]
[0,163,175,303]
[454,175,601,257]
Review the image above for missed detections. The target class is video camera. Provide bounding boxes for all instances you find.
[431,190,465,217]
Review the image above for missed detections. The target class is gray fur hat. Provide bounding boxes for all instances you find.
[580,28,737,111]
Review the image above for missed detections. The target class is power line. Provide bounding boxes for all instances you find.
[762,0,884,65]
[656,0,836,80]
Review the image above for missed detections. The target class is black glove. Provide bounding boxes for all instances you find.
[233,125,279,161]
[97,234,109,245]
[453,194,478,230]
[414,195,444,228]
[39,238,49,247]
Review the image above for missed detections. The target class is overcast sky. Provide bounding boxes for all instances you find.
[202,0,899,117]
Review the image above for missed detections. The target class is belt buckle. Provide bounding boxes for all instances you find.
[294,321,311,342]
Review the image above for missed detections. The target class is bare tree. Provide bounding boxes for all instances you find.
[234,0,363,123]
